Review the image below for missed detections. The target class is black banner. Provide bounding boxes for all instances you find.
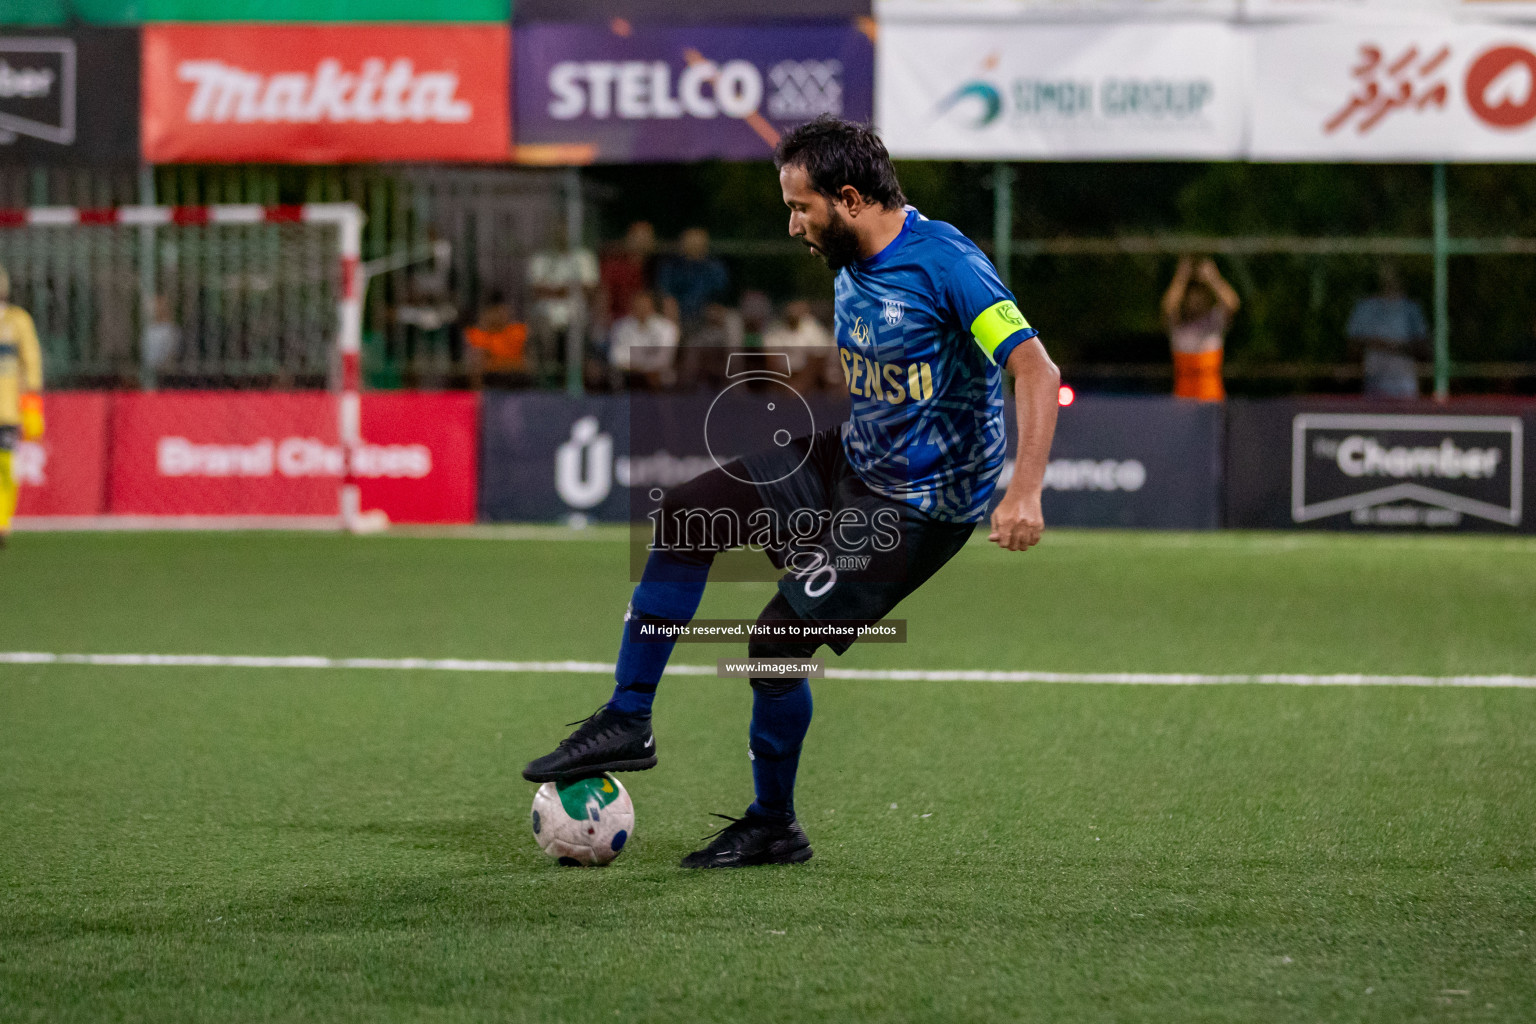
[0,28,139,165]
[478,392,1223,530]
[1226,399,1535,532]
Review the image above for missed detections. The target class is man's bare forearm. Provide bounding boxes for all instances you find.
[1004,338,1060,496]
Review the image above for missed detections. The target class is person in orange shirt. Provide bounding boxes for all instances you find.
[1161,256,1240,402]
[464,292,531,389]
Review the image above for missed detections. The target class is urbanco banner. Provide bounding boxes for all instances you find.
[141,25,511,163]
[514,21,874,163]
[877,22,1249,159]
[1252,23,1536,160]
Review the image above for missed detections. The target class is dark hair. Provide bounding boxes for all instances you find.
[774,115,906,211]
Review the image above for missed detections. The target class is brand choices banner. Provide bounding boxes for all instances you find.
[141,25,510,163]
[1226,400,1534,532]
[878,22,1249,159]
[100,392,477,522]
[13,393,112,517]
[1253,23,1536,160]
[514,22,874,163]
[0,29,140,165]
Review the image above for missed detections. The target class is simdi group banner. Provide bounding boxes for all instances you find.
[99,392,479,523]
[877,21,1249,159]
[141,25,510,163]
[1252,23,1536,160]
[514,22,874,163]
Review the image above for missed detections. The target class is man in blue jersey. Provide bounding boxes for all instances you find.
[525,116,1060,868]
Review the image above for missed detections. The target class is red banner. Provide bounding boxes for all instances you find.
[105,391,478,523]
[14,393,112,517]
[141,25,511,163]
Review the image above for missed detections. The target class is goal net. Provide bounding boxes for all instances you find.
[1,204,377,530]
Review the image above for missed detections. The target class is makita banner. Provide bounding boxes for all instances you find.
[1226,400,1535,532]
[13,393,111,518]
[877,21,1248,160]
[1252,23,1536,160]
[106,391,478,522]
[513,22,873,163]
[479,392,1221,529]
[141,25,511,164]
[0,29,139,165]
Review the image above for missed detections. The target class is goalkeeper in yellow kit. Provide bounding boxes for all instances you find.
[0,265,44,546]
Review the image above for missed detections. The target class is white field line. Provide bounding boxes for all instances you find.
[1,652,1533,688]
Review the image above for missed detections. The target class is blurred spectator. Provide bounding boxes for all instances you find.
[1348,264,1430,399]
[528,223,599,380]
[140,294,181,389]
[1162,256,1240,402]
[656,227,729,334]
[598,221,656,330]
[678,302,744,391]
[464,291,531,389]
[739,291,774,350]
[763,299,836,391]
[608,290,679,391]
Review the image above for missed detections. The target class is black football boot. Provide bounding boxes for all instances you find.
[522,705,657,783]
[679,812,813,869]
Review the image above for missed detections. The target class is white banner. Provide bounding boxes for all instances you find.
[1252,23,1536,159]
[1244,0,1536,22]
[877,22,1249,159]
[876,0,1239,20]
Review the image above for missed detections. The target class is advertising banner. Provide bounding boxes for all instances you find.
[141,0,508,20]
[877,22,1249,159]
[1014,396,1224,529]
[876,0,1238,20]
[517,0,870,20]
[13,392,111,518]
[514,22,874,163]
[1245,0,1536,22]
[479,392,1221,529]
[1226,399,1535,532]
[0,29,139,165]
[141,25,511,164]
[1252,23,1536,160]
[106,391,479,523]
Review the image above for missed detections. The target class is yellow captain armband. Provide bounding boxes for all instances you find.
[969,300,1032,364]
[20,393,43,441]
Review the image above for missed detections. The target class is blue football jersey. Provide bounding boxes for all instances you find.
[834,208,1039,523]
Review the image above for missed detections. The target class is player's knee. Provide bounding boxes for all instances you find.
[746,635,820,695]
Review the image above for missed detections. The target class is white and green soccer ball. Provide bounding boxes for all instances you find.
[531,773,634,866]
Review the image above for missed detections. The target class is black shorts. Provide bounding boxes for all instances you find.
[739,427,976,654]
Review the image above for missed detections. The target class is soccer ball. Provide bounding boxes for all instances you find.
[531,774,634,866]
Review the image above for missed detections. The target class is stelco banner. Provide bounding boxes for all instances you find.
[141,25,511,163]
[0,29,139,165]
[877,22,1248,159]
[478,392,1222,529]
[514,22,874,163]
[1253,23,1536,160]
[1226,400,1534,532]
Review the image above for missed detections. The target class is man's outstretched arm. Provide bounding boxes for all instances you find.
[989,337,1059,552]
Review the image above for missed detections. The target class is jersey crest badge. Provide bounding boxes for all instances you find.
[882,299,905,326]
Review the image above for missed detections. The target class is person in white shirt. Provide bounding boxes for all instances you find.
[527,223,599,378]
[762,300,835,389]
[608,291,679,390]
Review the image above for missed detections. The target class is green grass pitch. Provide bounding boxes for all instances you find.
[1,529,1534,1022]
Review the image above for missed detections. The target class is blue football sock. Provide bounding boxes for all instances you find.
[608,549,711,716]
[747,679,813,821]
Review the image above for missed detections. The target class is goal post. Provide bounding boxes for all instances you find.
[0,202,381,532]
